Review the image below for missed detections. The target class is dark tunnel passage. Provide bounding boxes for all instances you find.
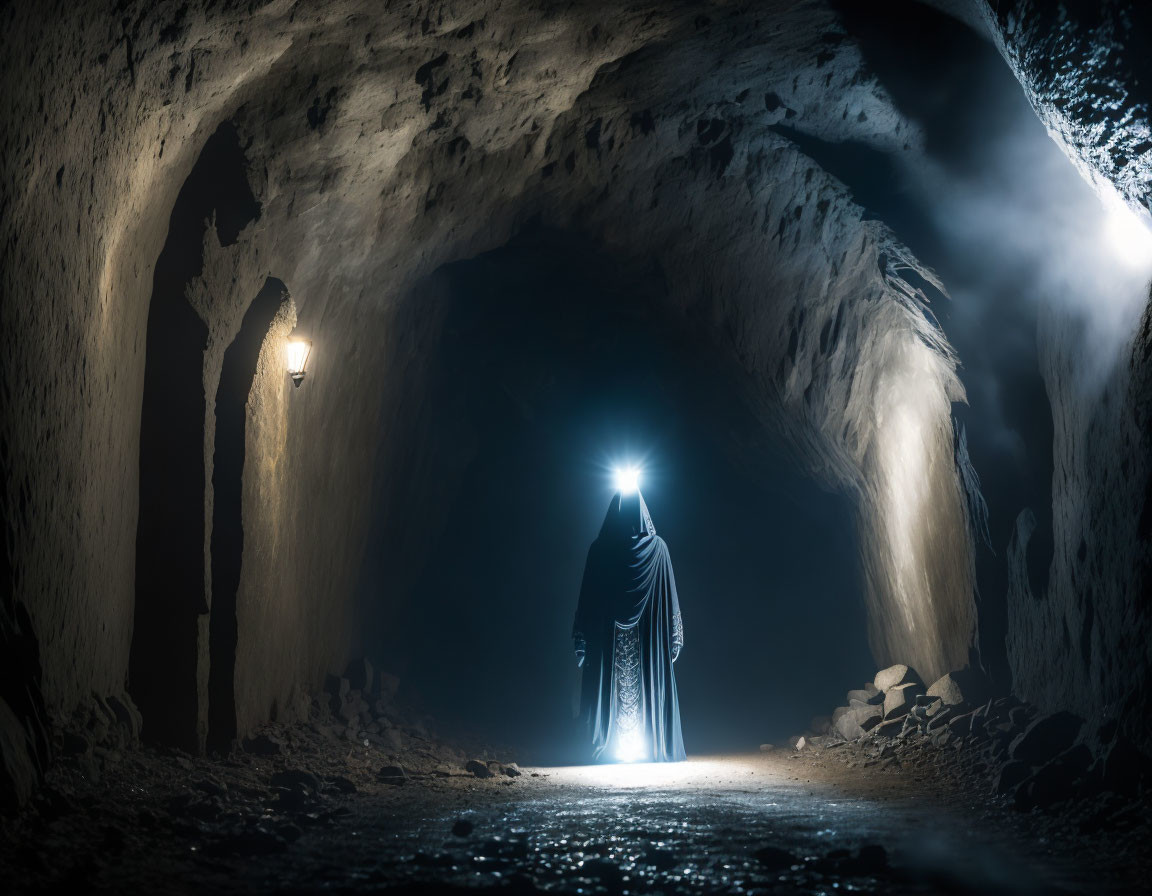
[364,235,874,761]
[207,277,289,754]
[5,1,1152,892]
[130,122,261,751]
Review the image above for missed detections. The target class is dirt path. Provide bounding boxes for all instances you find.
[4,725,1148,895]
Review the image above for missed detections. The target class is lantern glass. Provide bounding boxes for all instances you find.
[286,339,312,386]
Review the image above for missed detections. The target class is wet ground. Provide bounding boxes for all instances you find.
[3,726,1147,895]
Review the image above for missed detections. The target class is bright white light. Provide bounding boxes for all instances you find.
[558,758,720,788]
[286,339,312,386]
[614,729,645,762]
[1103,196,1152,270]
[614,465,641,494]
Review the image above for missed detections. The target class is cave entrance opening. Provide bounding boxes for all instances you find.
[206,277,289,754]
[130,121,260,751]
[360,233,874,762]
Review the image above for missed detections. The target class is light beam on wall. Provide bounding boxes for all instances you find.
[1102,194,1152,270]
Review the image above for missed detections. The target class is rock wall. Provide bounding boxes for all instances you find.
[27,0,1148,798]
[970,0,1152,741]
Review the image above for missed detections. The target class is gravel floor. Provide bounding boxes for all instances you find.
[3,712,1149,896]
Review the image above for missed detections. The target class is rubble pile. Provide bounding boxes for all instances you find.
[789,664,1151,816]
[3,659,518,871]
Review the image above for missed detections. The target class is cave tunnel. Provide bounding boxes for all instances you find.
[2,0,1152,892]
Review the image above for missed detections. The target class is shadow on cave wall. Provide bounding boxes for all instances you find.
[207,278,288,754]
[359,232,873,762]
[130,121,260,751]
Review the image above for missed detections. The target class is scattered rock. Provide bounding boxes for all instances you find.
[271,769,320,791]
[323,775,357,794]
[1014,744,1093,810]
[758,743,775,752]
[853,704,883,730]
[451,818,474,837]
[847,687,883,705]
[243,734,283,756]
[377,765,407,784]
[344,658,374,694]
[1009,711,1084,765]
[834,711,864,742]
[994,759,1031,795]
[1092,733,1147,795]
[883,683,924,720]
[465,759,494,778]
[753,845,797,871]
[874,664,920,692]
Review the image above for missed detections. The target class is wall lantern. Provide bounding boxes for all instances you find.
[286,339,312,387]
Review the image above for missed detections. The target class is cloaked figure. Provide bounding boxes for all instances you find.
[573,487,685,762]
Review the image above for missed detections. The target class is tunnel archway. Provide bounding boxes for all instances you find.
[361,233,875,760]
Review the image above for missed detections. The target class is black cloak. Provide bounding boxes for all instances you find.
[572,490,685,762]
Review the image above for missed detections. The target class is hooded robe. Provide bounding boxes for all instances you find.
[572,490,685,762]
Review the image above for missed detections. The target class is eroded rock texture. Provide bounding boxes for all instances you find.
[980,0,1152,216]
[970,0,1152,742]
[1,0,1150,804]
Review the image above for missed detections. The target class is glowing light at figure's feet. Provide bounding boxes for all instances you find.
[614,466,641,494]
[615,729,645,762]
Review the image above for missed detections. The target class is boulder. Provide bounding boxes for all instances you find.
[344,658,374,694]
[874,664,921,692]
[1093,734,1148,795]
[853,704,883,731]
[883,683,924,719]
[926,669,988,707]
[947,711,974,737]
[754,846,798,871]
[1014,744,1093,810]
[925,673,964,706]
[1009,711,1084,765]
[993,759,1031,795]
[242,733,283,756]
[789,735,808,752]
[452,819,474,837]
[377,765,407,785]
[465,759,494,778]
[834,712,864,742]
[847,688,883,706]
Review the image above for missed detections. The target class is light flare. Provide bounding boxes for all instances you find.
[614,465,641,494]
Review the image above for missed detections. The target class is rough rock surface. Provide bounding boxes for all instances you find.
[4,0,1152,809]
[980,0,1152,216]
[0,0,979,787]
